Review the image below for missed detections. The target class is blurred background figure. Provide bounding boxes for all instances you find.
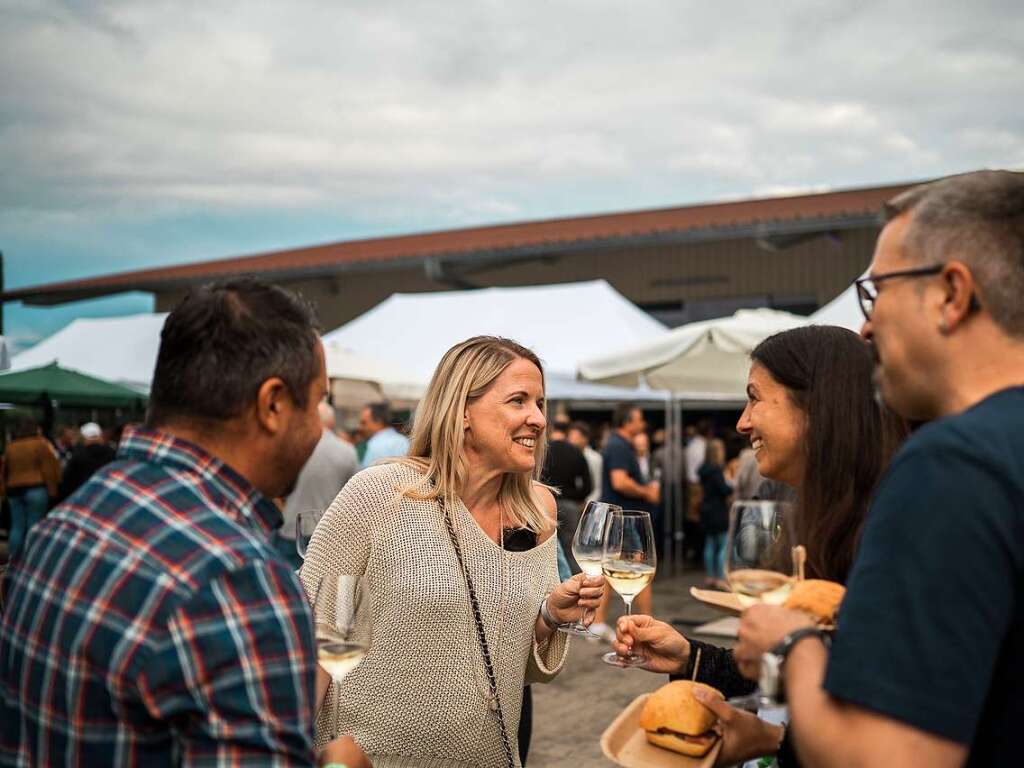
[358,401,409,468]
[542,419,592,573]
[697,437,732,588]
[591,404,659,640]
[567,421,602,506]
[52,425,78,468]
[2,417,60,561]
[652,425,686,562]
[279,401,359,570]
[57,422,116,504]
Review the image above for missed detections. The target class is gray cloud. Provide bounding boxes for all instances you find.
[1,0,1022,230]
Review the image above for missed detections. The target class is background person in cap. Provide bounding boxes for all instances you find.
[56,422,117,503]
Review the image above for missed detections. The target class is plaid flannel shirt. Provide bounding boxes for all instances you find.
[1,427,318,767]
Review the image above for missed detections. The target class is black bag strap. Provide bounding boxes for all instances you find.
[440,498,516,768]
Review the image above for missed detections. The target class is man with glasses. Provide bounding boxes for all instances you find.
[730,170,1024,767]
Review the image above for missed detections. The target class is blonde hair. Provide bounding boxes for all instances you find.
[393,335,553,533]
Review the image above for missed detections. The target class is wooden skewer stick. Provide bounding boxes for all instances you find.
[793,545,807,582]
[691,646,703,682]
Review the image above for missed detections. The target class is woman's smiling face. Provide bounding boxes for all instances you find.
[736,362,807,488]
[463,357,546,475]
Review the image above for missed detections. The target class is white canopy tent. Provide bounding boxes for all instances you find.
[12,313,423,400]
[577,308,811,398]
[322,280,681,402]
[810,283,864,332]
[11,314,169,392]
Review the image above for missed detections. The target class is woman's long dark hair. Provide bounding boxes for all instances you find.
[751,325,908,583]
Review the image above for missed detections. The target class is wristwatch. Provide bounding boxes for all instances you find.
[760,627,832,701]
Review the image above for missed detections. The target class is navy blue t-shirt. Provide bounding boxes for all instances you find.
[824,387,1024,766]
[600,432,649,510]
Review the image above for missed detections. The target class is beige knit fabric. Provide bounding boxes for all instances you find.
[300,462,570,768]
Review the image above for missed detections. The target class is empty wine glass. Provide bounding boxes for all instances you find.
[313,574,369,682]
[601,509,657,668]
[560,501,621,636]
[296,510,323,561]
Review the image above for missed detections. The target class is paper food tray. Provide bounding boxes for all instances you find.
[600,693,722,768]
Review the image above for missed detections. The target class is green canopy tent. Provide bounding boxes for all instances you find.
[0,364,146,431]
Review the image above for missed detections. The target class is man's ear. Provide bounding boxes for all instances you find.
[939,261,978,334]
[255,377,290,434]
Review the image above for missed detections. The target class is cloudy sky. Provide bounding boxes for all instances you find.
[2,0,1022,350]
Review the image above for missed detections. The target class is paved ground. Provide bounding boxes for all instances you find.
[530,569,736,767]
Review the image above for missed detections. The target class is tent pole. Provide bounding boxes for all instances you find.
[673,398,685,575]
[662,395,673,575]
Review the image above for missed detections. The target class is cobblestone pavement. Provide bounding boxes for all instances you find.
[530,569,735,767]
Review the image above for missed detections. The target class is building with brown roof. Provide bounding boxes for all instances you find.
[1,181,915,331]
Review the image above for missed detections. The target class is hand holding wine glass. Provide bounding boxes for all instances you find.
[560,501,621,636]
[601,509,657,668]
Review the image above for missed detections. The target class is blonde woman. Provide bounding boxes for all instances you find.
[301,336,604,768]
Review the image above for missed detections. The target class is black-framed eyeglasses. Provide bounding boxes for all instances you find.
[854,264,944,321]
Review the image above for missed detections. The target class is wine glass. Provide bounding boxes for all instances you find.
[601,509,657,668]
[724,500,798,707]
[295,510,323,561]
[724,500,797,608]
[560,501,622,636]
[313,574,369,682]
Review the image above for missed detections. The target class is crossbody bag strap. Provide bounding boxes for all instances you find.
[440,498,516,768]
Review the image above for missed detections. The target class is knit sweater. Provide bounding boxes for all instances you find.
[300,462,569,768]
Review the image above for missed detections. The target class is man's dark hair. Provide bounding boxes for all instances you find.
[365,401,392,427]
[147,278,321,427]
[612,403,638,428]
[884,170,1024,337]
[568,420,591,440]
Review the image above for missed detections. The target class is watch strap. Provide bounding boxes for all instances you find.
[770,626,831,662]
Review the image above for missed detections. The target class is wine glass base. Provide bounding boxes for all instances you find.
[602,651,645,668]
[558,622,596,637]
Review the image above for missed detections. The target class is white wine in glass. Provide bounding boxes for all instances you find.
[561,501,621,636]
[724,500,796,608]
[314,574,368,682]
[601,509,656,668]
[723,500,797,708]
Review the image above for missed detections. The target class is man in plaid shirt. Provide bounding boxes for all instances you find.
[1,280,368,768]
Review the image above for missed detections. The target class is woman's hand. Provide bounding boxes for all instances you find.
[318,735,371,768]
[612,615,690,674]
[546,573,605,625]
[692,688,784,766]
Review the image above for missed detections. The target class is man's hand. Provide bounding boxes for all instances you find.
[319,735,371,767]
[692,688,784,766]
[734,605,814,679]
[613,615,690,674]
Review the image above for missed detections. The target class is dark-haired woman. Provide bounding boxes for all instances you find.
[613,325,908,767]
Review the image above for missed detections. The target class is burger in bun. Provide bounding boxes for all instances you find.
[639,680,723,757]
[784,579,845,625]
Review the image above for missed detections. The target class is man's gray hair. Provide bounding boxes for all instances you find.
[884,170,1024,337]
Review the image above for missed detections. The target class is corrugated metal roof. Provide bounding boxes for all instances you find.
[2,181,915,306]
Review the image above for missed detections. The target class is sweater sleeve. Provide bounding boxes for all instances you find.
[670,638,756,698]
[298,469,377,747]
[525,535,570,685]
